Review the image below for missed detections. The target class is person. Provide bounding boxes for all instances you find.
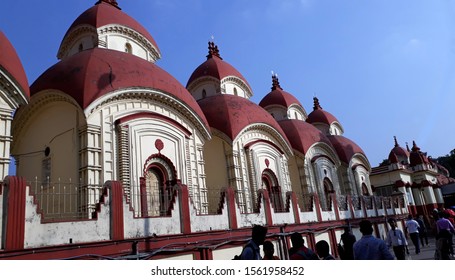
[239,225,268,260]
[353,219,394,260]
[262,240,280,260]
[339,226,356,260]
[315,240,335,260]
[415,214,429,247]
[405,214,420,254]
[436,211,455,258]
[385,218,407,260]
[289,232,319,260]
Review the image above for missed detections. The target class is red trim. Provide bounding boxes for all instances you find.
[331,193,340,220]
[116,112,192,138]
[4,176,26,250]
[313,192,322,222]
[225,187,238,229]
[176,183,191,234]
[288,191,300,224]
[108,181,125,240]
[258,189,273,226]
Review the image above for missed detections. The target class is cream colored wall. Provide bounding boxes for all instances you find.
[192,82,219,100]
[13,100,81,183]
[204,136,229,188]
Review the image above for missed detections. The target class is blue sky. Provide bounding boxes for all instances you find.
[1,0,455,168]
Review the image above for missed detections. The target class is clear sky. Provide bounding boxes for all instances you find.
[1,0,455,167]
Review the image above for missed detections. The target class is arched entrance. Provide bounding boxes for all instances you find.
[140,153,177,217]
[262,169,284,212]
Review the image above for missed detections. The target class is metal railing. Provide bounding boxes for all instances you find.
[28,178,105,221]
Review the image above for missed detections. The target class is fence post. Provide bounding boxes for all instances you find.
[287,191,300,224]
[3,176,26,250]
[258,189,273,226]
[224,187,238,230]
[106,181,124,241]
[175,182,191,234]
[313,192,322,222]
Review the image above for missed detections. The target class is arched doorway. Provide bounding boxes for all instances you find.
[262,169,284,212]
[140,153,177,217]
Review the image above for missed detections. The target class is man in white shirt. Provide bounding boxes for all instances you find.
[405,214,420,254]
[386,218,408,260]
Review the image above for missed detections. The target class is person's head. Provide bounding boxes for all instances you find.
[359,220,374,235]
[343,226,351,233]
[407,214,413,220]
[290,232,304,248]
[263,240,275,257]
[252,225,268,245]
[315,240,330,258]
[387,218,396,229]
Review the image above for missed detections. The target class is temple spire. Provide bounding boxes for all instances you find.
[271,72,282,90]
[95,0,121,10]
[394,136,399,147]
[207,41,222,60]
[313,97,322,110]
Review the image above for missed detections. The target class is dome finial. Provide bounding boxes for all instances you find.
[411,140,420,152]
[394,136,399,147]
[271,71,282,90]
[95,0,121,10]
[405,142,410,152]
[313,96,322,110]
[207,40,222,60]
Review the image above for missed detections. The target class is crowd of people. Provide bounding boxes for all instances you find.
[237,208,455,260]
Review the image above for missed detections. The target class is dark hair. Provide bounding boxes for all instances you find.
[315,240,330,256]
[359,220,373,235]
[263,240,274,251]
[252,225,268,244]
[290,232,304,247]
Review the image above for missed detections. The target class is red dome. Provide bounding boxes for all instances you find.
[0,31,29,99]
[60,1,160,55]
[186,43,251,90]
[409,141,429,167]
[388,137,410,164]
[327,135,366,164]
[259,76,302,109]
[198,94,289,143]
[30,48,208,129]
[306,97,339,126]
[278,119,332,155]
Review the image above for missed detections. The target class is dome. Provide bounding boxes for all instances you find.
[327,135,366,164]
[409,141,430,167]
[259,75,303,109]
[58,0,160,59]
[388,136,410,164]
[186,42,252,91]
[306,97,339,125]
[30,48,208,129]
[0,31,29,99]
[278,119,332,155]
[198,94,289,143]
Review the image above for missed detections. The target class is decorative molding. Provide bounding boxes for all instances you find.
[98,25,161,62]
[86,89,211,140]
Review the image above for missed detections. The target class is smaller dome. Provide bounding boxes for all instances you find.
[0,31,29,99]
[198,94,289,143]
[278,119,332,155]
[306,97,339,125]
[259,75,303,109]
[388,136,409,164]
[59,1,160,58]
[186,42,252,91]
[409,141,430,167]
[327,135,366,164]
